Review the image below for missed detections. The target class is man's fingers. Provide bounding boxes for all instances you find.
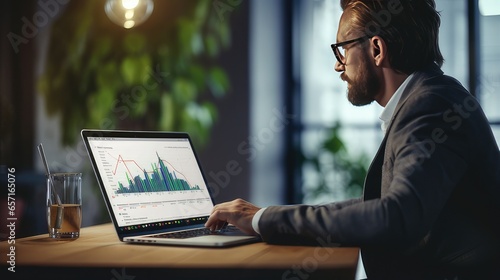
[205,199,259,234]
[205,209,230,231]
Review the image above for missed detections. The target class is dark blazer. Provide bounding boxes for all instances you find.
[258,64,500,279]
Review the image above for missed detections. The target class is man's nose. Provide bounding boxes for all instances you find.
[334,60,345,72]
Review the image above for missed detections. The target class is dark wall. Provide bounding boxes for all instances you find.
[1,0,39,241]
[1,1,36,168]
[198,1,250,204]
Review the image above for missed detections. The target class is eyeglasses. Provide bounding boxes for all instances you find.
[330,36,369,65]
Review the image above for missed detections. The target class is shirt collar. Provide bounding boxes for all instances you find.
[379,73,414,133]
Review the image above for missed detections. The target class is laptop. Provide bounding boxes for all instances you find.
[81,129,260,247]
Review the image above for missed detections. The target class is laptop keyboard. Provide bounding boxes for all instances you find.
[152,226,239,239]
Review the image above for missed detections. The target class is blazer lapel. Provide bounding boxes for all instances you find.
[362,63,443,201]
[363,136,386,201]
[386,64,444,135]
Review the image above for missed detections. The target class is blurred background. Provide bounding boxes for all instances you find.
[1,0,499,244]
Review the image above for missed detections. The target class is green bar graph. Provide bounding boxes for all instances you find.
[116,153,201,194]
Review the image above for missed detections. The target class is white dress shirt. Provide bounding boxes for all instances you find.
[379,73,414,133]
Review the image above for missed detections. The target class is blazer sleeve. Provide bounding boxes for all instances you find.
[258,88,472,248]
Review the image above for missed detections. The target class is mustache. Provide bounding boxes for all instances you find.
[340,73,351,83]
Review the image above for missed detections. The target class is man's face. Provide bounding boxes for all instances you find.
[336,13,381,106]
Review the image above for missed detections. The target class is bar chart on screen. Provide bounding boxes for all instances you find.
[112,152,202,194]
[87,137,214,226]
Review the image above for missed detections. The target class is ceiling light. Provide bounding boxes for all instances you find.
[105,0,154,29]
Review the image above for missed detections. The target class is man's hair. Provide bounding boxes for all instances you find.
[340,0,444,74]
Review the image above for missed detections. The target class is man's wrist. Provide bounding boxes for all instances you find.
[251,207,267,235]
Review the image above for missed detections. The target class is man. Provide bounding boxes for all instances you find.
[205,0,500,279]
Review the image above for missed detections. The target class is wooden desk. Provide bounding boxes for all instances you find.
[1,223,359,280]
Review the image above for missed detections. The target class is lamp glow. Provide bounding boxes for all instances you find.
[105,0,154,29]
[122,0,139,10]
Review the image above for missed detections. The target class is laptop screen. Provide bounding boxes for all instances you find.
[84,131,214,233]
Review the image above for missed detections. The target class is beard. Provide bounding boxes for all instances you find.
[342,51,380,106]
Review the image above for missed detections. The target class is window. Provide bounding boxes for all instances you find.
[294,0,500,204]
[297,0,382,204]
[479,0,500,138]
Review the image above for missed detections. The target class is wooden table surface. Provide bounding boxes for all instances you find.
[1,223,359,280]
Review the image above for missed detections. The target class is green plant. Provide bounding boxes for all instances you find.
[301,122,369,203]
[38,0,231,147]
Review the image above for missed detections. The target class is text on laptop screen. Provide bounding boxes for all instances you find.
[86,137,213,227]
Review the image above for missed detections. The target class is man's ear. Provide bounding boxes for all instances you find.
[369,36,387,67]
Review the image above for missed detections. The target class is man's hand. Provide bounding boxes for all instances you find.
[205,198,260,235]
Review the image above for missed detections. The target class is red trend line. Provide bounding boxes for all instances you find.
[109,154,143,177]
[108,152,193,183]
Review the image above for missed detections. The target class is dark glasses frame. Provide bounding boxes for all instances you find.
[330,36,370,65]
